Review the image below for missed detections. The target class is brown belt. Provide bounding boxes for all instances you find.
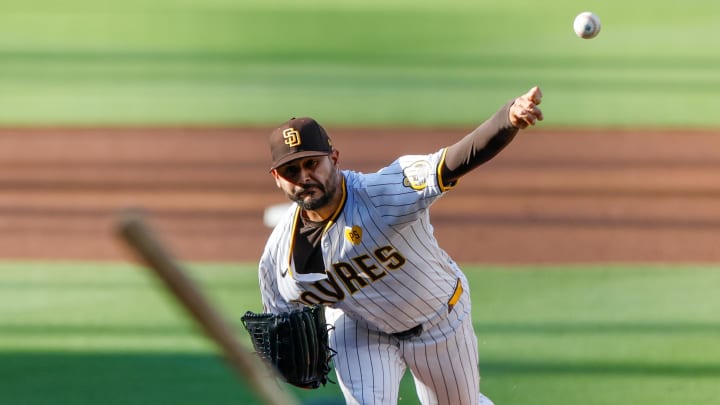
[392,278,463,340]
[392,323,423,339]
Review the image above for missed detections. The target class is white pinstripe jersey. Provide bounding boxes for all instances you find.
[259,148,465,334]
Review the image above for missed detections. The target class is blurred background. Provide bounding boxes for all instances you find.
[1,0,719,127]
[0,1,719,404]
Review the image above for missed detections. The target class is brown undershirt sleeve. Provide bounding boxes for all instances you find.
[441,100,519,185]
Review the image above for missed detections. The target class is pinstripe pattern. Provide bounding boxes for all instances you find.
[328,285,485,405]
[258,150,492,404]
[403,291,479,405]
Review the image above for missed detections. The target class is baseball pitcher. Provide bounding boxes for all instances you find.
[248,86,543,404]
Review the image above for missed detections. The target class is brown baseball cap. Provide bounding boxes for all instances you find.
[269,117,333,169]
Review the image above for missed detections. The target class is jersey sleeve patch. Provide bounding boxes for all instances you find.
[402,160,433,190]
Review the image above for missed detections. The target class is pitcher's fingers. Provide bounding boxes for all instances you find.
[527,86,543,104]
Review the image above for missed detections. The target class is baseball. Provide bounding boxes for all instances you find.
[573,11,601,39]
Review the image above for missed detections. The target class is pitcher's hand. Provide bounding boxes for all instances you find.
[509,86,543,129]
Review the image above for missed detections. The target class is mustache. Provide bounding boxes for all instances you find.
[295,183,324,195]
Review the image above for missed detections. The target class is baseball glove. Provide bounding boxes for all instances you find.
[241,305,333,389]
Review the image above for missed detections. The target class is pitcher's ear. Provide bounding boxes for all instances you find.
[270,169,282,188]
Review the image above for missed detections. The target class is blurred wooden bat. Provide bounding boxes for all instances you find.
[115,210,300,405]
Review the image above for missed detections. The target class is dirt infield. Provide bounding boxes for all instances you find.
[0,126,718,264]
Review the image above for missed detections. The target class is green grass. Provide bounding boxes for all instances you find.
[0,0,719,127]
[0,261,718,404]
[473,266,720,404]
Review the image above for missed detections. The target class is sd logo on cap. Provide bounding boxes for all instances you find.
[269,117,333,170]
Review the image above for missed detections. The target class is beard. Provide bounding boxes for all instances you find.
[289,170,339,211]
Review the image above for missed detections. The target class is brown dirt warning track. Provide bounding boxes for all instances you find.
[0,126,718,264]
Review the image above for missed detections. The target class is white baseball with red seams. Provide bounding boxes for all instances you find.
[573,11,601,39]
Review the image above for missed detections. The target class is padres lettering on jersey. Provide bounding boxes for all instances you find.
[298,244,406,305]
[259,149,463,333]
